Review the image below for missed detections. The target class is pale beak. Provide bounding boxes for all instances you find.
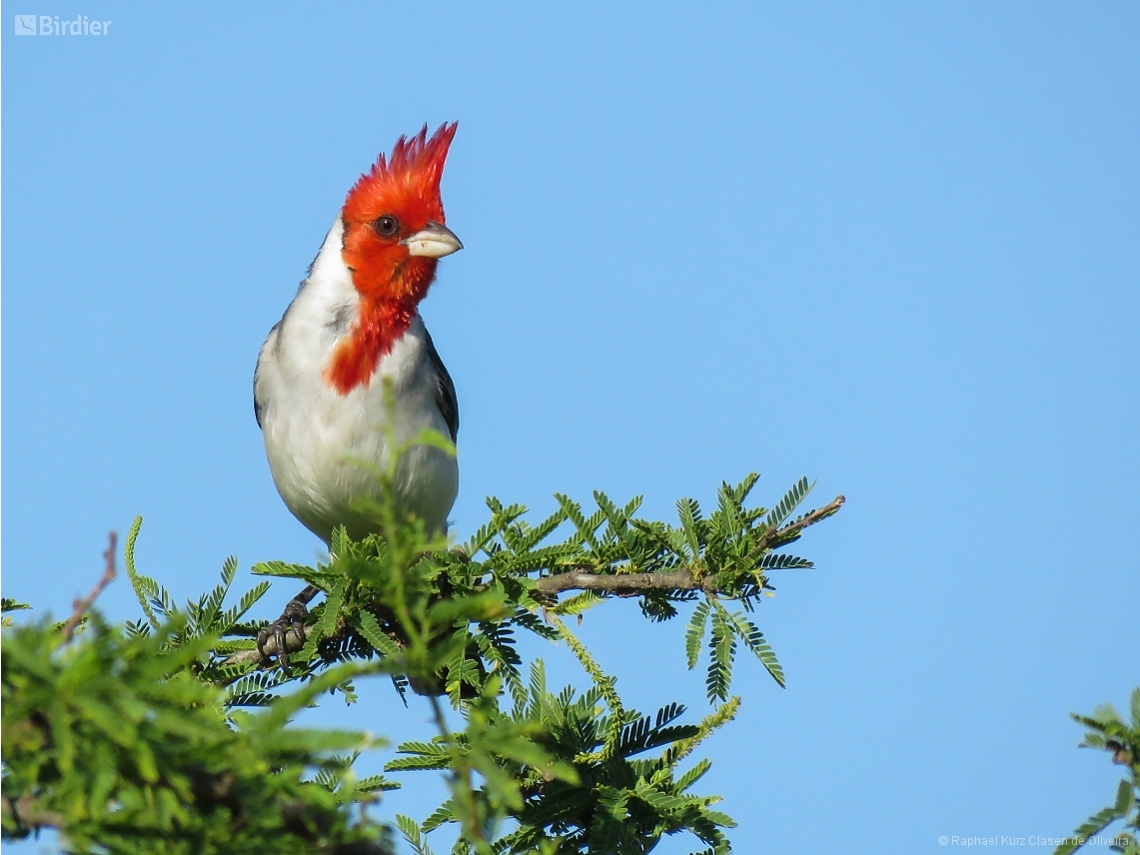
[401,221,463,258]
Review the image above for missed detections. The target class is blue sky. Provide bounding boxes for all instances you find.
[3,2,1138,853]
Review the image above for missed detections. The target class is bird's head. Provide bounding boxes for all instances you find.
[340,122,462,304]
[327,122,461,394]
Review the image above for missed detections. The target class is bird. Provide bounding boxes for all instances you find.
[254,122,462,544]
[252,123,463,662]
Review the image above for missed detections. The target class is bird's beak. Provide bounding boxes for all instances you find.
[402,221,463,258]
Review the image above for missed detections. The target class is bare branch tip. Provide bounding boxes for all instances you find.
[60,531,118,644]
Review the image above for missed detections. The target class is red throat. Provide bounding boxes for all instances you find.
[324,123,457,395]
[323,265,436,395]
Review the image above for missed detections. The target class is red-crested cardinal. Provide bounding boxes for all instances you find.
[254,123,462,546]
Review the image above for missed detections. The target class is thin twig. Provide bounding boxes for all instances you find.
[428,694,492,855]
[60,531,118,643]
[763,494,846,547]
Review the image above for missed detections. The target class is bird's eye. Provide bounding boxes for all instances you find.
[373,215,400,237]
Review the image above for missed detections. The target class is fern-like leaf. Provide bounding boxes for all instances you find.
[727,611,784,688]
[123,516,160,629]
[686,601,711,670]
[396,813,437,855]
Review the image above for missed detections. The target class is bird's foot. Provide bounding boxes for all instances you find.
[257,595,311,671]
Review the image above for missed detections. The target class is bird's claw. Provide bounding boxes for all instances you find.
[257,599,309,671]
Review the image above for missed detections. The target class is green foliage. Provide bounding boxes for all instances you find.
[1056,689,1140,855]
[1,615,390,854]
[2,599,33,628]
[214,470,833,716]
[2,431,842,854]
[389,661,738,855]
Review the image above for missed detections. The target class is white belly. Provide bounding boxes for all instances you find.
[258,319,458,543]
[262,382,458,542]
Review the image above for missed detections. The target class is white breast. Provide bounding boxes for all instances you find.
[254,218,458,542]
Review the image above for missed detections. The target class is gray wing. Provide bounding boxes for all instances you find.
[253,379,265,429]
[253,321,281,430]
[422,328,459,441]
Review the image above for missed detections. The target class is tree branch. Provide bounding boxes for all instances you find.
[2,793,391,854]
[534,494,845,597]
[536,569,704,597]
[3,794,63,834]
